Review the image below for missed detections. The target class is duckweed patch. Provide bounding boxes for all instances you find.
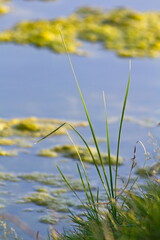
[1,7,160,57]
[52,144,124,165]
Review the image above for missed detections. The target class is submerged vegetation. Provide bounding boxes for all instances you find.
[19,190,76,213]
[0,171,91,226]
[30,34,160,240]
[1,7,160,57]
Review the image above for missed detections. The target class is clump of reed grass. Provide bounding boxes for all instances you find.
[57,181,160,240]
[37,33,130,220]
[38,34,160,240]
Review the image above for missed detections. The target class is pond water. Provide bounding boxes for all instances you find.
[0,0,160,239]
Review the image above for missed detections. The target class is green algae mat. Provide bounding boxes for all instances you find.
[0,7,160,57]
[38,144,124,165]
[0,117,87,156]
[0,117,87,138]
[0,117,124,165]
[0,171,89,224]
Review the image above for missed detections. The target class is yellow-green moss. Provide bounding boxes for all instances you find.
[52,144,124,165]
[0,7,160,57]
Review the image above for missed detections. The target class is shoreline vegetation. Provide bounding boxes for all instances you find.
[0,75,160,239]
[0,4,160,240]
[0,44,160,240]
[0,7,160,57]
[32,40,160,240]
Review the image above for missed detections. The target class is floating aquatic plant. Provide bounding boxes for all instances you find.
[0,117,87,138]
[37,149,58,158]
[18,172,91,191]
[18,188,80,212]
[0,138,16,146]
[39,215,59,225]
[1,7,160,57]
[0,172,19,182]
[45,144,124,165]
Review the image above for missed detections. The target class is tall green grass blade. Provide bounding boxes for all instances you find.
[66,131,96,209]
[67,131,94,208]
[35,122,66,144]
[60,31,112,200]
[76,163,92,205]
[57,166,85,207]
[35,119,110,200]
[76,163,98,215]
[115,72,130,197]
[103,91,114,199]
[68,124,111,200]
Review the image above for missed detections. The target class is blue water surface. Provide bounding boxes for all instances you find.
[0,0,160,239]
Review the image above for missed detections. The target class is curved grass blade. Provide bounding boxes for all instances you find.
[35,122,66,144]
[76,163,98,215]
[66,131,97,210]
[103,91,114,199]
[60,31,112,200]
[57,165,85,207]
[115,75,130,197]
[68,124,111,200]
